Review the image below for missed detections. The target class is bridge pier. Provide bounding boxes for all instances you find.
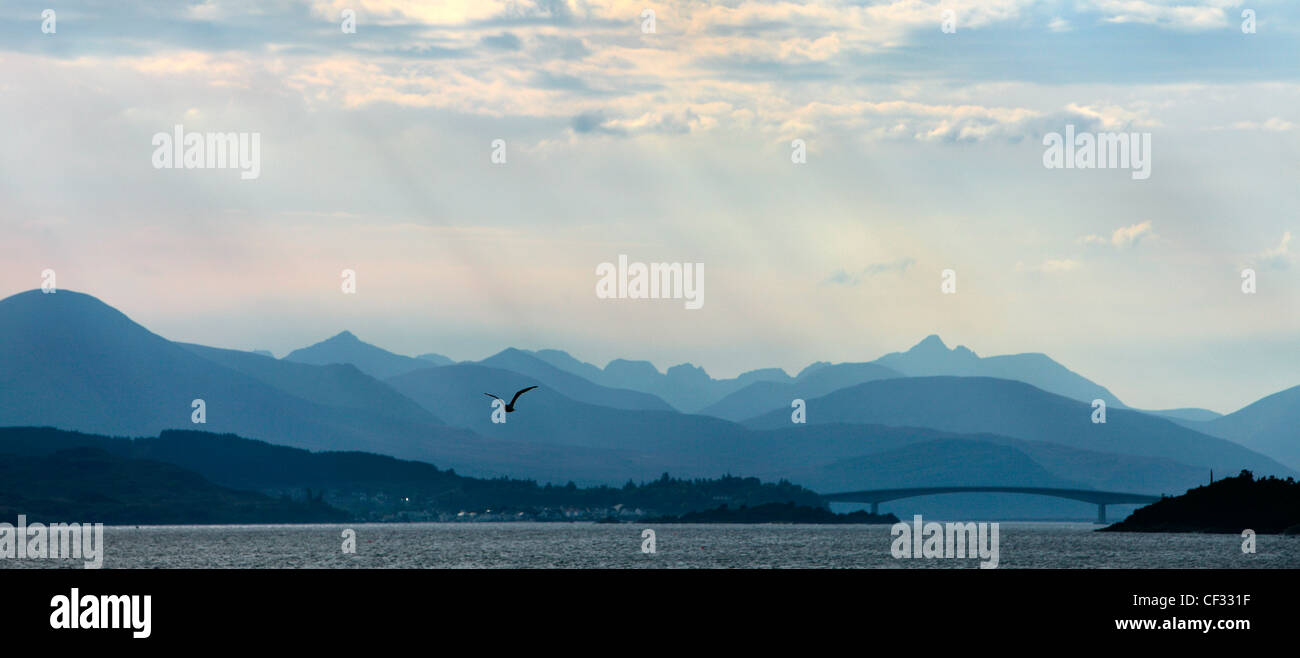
[1096,503,1107,525]
[871,502,879,516]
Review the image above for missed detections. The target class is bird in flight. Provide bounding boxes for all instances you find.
[484,386,538,413]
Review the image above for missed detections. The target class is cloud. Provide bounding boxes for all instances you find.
[1079,221,1155,248]
[575,109,703,135]
[1251,231,1294,270]
[824,257,916,285]
[481,32,523,50]
[780,99,1047,143]
[1063,103,1161,131]
[1082,0,1235,31]
[5,0,1291,149]
[1225,118,1296,132]
[528,34,591,61]
[531,70,596,92]
[571,110,623,134]
[4,1,1300,417]
[1047,17,1072,32]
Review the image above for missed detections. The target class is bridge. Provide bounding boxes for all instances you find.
[821,486,1163,524]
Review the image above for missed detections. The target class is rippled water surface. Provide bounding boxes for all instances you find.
[5,523,1297,569]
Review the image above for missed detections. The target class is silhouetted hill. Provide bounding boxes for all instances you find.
[873,335,1127,408]
[284,330,429,379]
[1203,385,1300,470]
[1101,470,1300,533]
[0,427,824,520]
[743,377,1293,479]
[0,445,346,524]
[0,289,345,439]
[478,348,674,411]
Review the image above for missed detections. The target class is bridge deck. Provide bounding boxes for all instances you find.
[821,486,1162,506]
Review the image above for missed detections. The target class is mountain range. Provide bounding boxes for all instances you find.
[0,290,666,483]
[743,377,1282,476]
[2,288,1296,520]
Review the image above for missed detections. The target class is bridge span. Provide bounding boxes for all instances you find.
[821,486,1163,523]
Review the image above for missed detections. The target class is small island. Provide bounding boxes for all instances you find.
[641,501,899,525]
[1101,470,1300,534]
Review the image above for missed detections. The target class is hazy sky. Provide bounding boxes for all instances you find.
[1,0,1297,413]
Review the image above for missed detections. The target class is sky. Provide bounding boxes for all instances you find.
[1,0,1297,413]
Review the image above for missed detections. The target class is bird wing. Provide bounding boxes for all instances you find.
[484,393,503,401]
[510,386,539,406]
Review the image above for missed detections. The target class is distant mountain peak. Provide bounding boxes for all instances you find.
[416,352,453,365]
[667,363,711,383]
[874,335,1123,408]
[284,330,429,380]
[605,358,662,377]
[534,348,576,358]
[901,334,981,360]
[737,367,791,381]
[3,289,123,317]
[0,289,165,344]
[913,334,948,351]
[796,361,832,378]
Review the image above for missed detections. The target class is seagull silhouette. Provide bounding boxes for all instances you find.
[484,386,538,413]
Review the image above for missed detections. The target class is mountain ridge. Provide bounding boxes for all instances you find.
[1202,384,1300,470]
[743,376,1293,479]
[283,330,432,380]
